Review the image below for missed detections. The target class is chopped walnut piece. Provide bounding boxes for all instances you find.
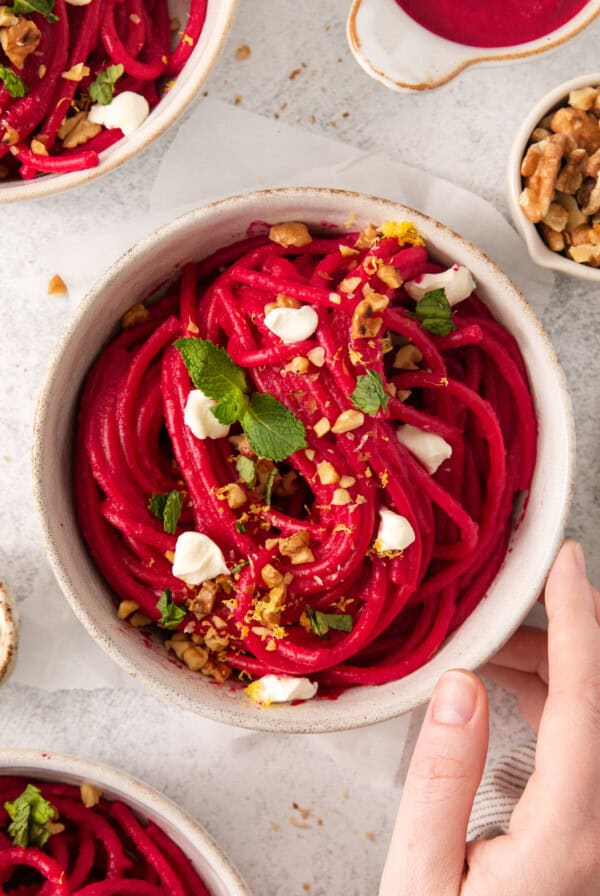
[0,9,18,26]
[551,107,600,155]
[62,63,90,82]
[540,224,566,253]
[377,264,402,289]
[2,127,18,146]
[351,293,388,339]
[229,433,254,456]
[577,176,600,215]
[568,86,599,111]
[48,274,67,295]
[217,482,247,509]
[190,581,219,617]
[182,644,209,672]
[80,783,102,808]
[531,127,552,143]
[306,346,325,367]
[30,138,47,156]
[316,460,339,484]
[567,243,600,265]
[117,599,139,620]
[332,488,351,506]
[278,531,313,566]
[129,612,152,627]
[0,17,41,69]
[201,658,231,682]
[58,111,102,149]
[339,276,361,294]
[285,355,310,374]
[587,148,600,178]
[520,134,567,223]
[569,224,600,247]
[542,202,569,233]
[121,303,149,329]
[264,293,301,313]
[331,409,364,434]
[269,221,312,248]
[313,416,331,438]
[261,563,284,588]
[393,344,422,370]
[554,191,589,231]
[555,148,589,194]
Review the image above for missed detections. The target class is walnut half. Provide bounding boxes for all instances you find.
[0,17,40,69]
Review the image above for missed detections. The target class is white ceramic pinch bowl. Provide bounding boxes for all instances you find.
[0,581,18,687]
[507,72,600,282]
[0,749,251,896]
[347,0,600,93]
[33,187,574,734]
[0,0,237,203]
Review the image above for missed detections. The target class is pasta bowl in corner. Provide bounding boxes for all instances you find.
[347,0,600,92]
[33,188,574,733]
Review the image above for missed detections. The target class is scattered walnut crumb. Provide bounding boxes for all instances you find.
[365,831,375,842]
[235,44,251,60]
[234,94,242,105]
[48,274,67,295]
[269,221,312,248]
[80,783,102,808]
[121,303,149,329]
[289,68,302,80]
[62,62,90,82]
[1,17,41,69]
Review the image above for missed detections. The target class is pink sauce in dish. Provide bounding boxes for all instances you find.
[395,0,589,48]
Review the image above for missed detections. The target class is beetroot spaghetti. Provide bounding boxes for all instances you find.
[0,777,210,894]
[0,0,207,181]
[74,218,537,703]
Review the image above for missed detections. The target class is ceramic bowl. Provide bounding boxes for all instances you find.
[32,187,574,734]
[0,582,18,687]
[347,0,600,93]
[0,749,251,895]
[507,72,600,282]
[0,0,237,203]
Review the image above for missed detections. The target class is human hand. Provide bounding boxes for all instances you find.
[379,541,600,896]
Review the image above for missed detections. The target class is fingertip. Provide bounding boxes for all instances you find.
[546,540,593,618]
[431,669,486,727]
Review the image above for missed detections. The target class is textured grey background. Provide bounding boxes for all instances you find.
[1,2,598,893]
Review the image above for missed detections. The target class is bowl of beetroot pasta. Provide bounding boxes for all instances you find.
[33,188,574,732]
[0,0,237,201]
[0,749,251,895]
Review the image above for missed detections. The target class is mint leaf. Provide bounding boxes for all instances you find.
[211,389,247,426]
[235,520,247,534]
[175,337,248,403]
[414,288,456,336]
[4,785,57,848]
[351,370,390,415]
[305,606,353,638]
[89,64,123,105]
[148,490,183,535]
[236,456,256,487]
[241,393,306,462]
[8,0,58,21]
[156,589,186,630]
[264,468,277,507]
[0,65,27,98]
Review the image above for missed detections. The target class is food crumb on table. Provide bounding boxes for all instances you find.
[235,44,251,60]
[47,274,67,295]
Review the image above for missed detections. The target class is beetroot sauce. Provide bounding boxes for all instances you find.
[395,0,589,48]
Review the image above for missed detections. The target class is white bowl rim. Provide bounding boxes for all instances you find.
[347,0,600,92]
[0,748,252,896]
[507,70,600,282]
[32,186,576,733]
[0,0,238,204]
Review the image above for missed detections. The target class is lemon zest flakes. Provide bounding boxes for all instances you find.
[333,523,352,534]
[245,679,271,707]
[380,220,425,247]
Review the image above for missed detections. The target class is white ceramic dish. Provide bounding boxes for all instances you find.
[0,582,18,687]
[0,749,251,896]
[507,71,600,282]
[32,187,574,734]
[0,0,237,203]
[347,0,600,93]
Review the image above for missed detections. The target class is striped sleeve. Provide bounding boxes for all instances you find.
[468,740,536,841]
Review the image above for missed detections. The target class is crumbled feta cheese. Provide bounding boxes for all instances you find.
[375,507,416,553]
[88,91,149,136]
[404,264,476,306]
[396,423,452,474]
[396,424,453,474]
[172,531,228,585]
[184,389,230,440]
[245,675,318,707]
[264,305,319,344]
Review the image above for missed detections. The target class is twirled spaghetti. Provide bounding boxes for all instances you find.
[74,219,537,697]
[0,777,210,894]
[0,0,206,180]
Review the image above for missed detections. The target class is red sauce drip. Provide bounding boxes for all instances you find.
[395,0,589,48]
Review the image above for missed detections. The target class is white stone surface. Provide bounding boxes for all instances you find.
[1,2,599,893]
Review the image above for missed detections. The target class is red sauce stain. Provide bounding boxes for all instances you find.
[395,0,588,48]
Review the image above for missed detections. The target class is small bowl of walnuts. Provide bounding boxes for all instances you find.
[507,72,600,280]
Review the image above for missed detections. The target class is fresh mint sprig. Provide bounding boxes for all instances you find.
[4,785,57,848]
[89,64,124,105]
[414,288,456,336]
[0,65,27,98]
[148,490,183,535]
[175,338,306,463]
[306,605,353,638]
[6,0,58,22]
[156,589,187,630]
[351,370,390,415]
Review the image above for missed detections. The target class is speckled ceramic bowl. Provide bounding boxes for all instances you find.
[32,187,574,733]
[0,749,251,895]
[0,0,237,203]
[347,0,600,92]
[0,582,18,687]
[507,72,600,282]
